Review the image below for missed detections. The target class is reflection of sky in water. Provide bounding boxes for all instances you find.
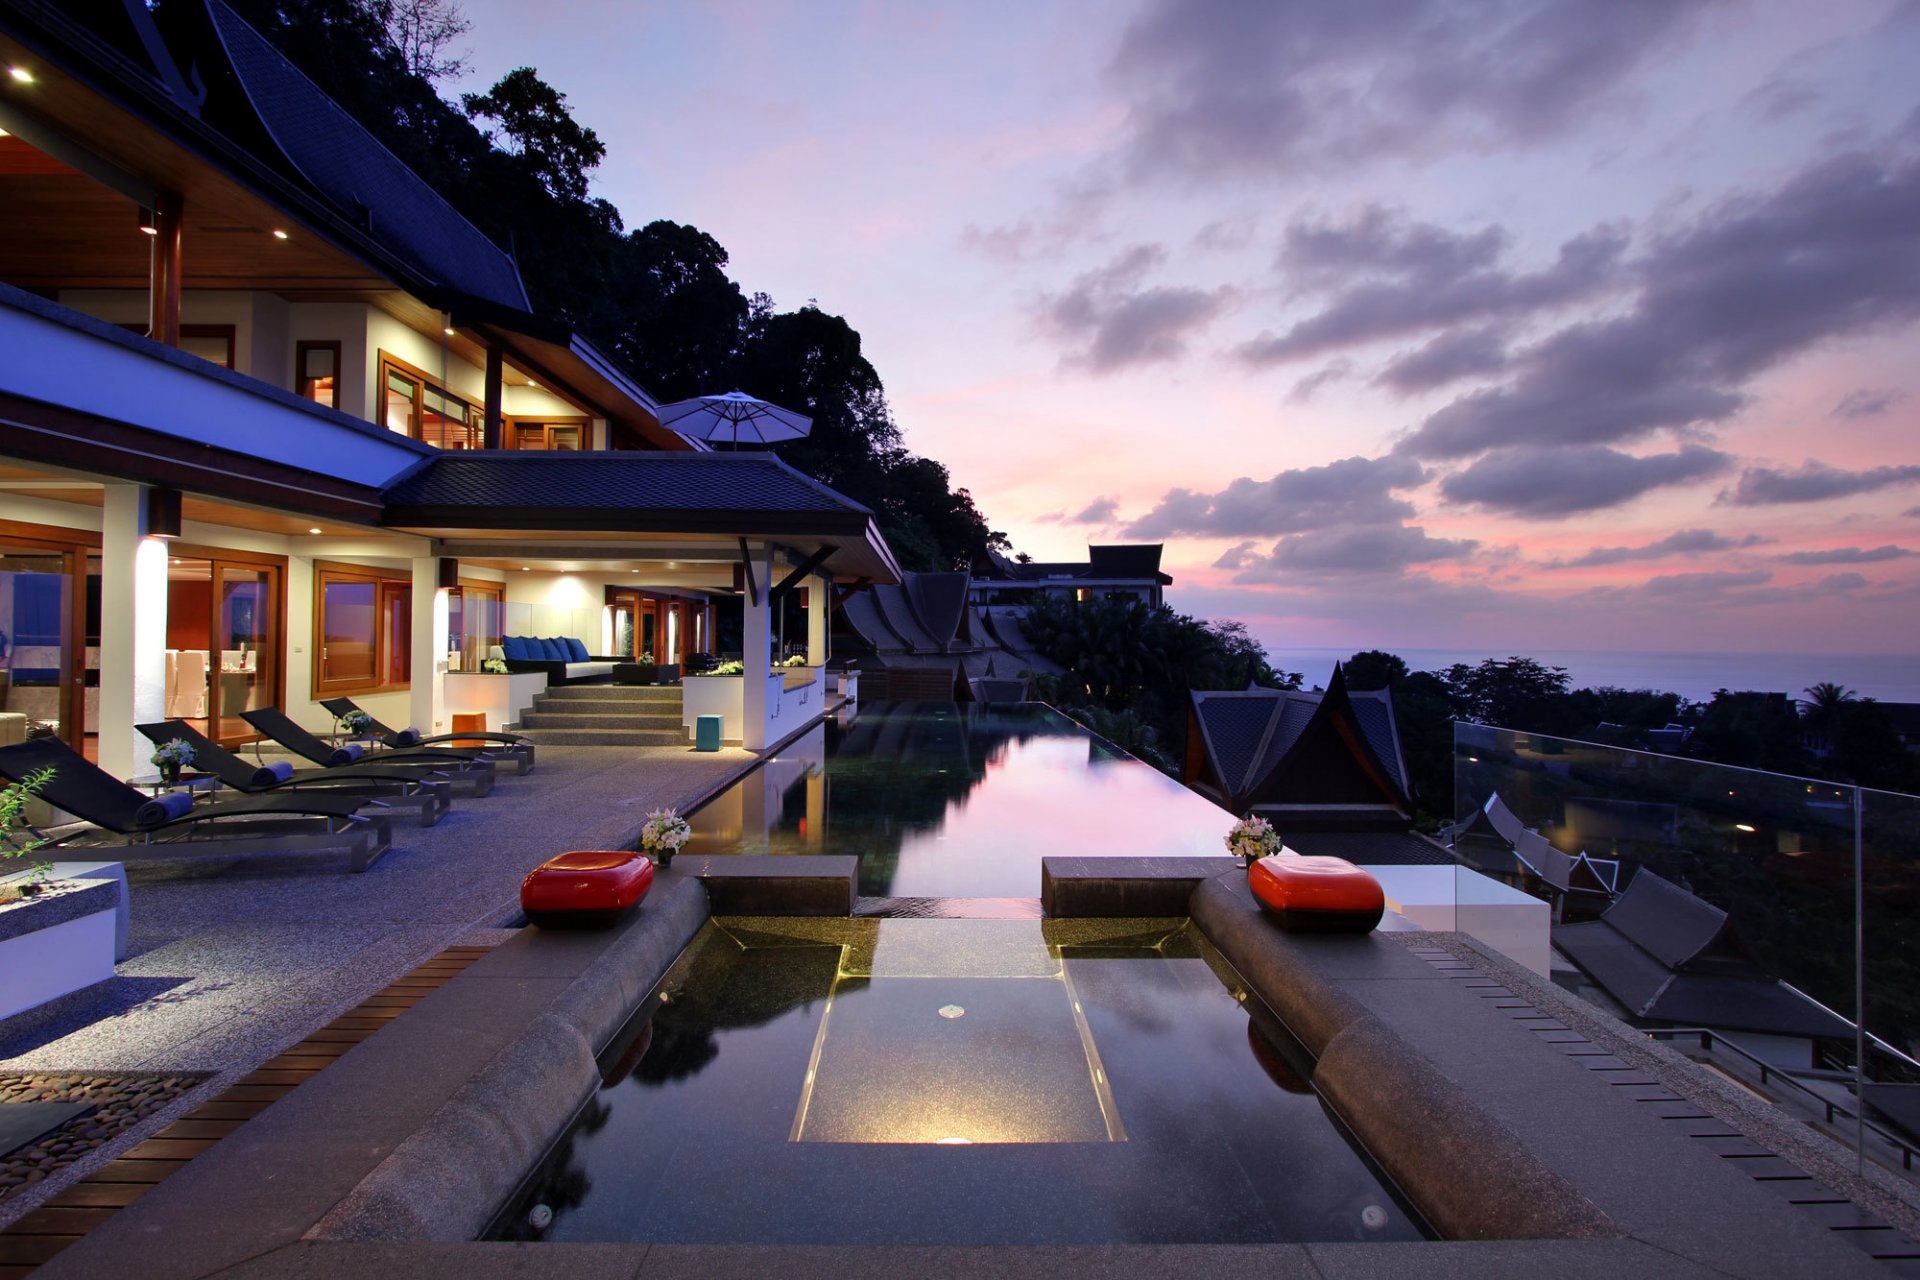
[685,703,1232,898]
[500,920,1423,1246]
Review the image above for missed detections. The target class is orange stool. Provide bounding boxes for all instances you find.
[1248,855,1384,933]
[450,712,489,747]
[521,850,655,929]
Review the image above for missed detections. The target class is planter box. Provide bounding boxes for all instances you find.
[0,878,119,1022]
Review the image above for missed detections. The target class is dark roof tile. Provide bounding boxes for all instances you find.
[381,451,865,519]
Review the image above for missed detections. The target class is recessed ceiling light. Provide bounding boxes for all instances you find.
[307,527,322,535]
[1735,823,1756,833]
[444,327,456,336]
[271,228,289,240]
[0,127,10,137]
[8,67,35,84]
[527,380,538,388]
[520,566,530,571]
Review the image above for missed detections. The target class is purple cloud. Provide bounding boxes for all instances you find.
[1071,496,1120,524]
[1376,326,1513,394]
[1832,387,1908,419]
[1398,143,1920,459]
[1724,461,1920,505]
[1035,244,1236,371]
[1776,544,1916,564]
[1124,455,1427,537]
[1108,0,1710,180]
[1440,445,1732,517]
[1558,528,1769,568]
[1239,211,1625,365]
[1230,523,1480,578]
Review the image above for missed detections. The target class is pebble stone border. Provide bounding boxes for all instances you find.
[0,1075,208,1201]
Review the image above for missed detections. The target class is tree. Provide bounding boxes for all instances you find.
[1439,656,1572,730]
[1343,650,1409,691]
[1798,681,1859,737]
[382,0,471,82]
[463,67,606,203]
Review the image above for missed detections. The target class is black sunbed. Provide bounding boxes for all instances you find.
[137,721,452,828]
[238,708,495,797]
[317,697,534,774]
[0,737,393,872]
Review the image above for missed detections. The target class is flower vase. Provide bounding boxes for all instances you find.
[160,764,181,786]
[649,846,673,869]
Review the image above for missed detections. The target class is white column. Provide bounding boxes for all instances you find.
[741,545,772,750]
[806,575,828,667]
[97,486,168,781]
[409,558,449,735]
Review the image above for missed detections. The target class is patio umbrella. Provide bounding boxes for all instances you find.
[655,390,812,447]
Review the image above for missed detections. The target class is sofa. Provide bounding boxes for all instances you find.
[494,636,620,685]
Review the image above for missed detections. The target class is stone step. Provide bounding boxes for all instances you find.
[539,685,681,701]
[514,727,687,747]
[520,711,684,730]
[532,695,682,712]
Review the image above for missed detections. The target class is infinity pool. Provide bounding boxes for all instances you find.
[682,701,1234,899]
[494,917,1425,1245]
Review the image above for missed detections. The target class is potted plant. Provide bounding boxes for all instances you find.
[336,710,374,741]
[0,766,54,900]
[1226,815,1284,868]
[629,651,658,685]
[149,738,195,787]
[640,807,692,868]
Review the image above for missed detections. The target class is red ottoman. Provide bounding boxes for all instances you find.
[521,851,655,929]
[1248,855,1384,933]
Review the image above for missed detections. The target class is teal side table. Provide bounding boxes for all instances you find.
[694,714,724,752]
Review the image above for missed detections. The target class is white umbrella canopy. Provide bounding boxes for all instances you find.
[655,390,812,447]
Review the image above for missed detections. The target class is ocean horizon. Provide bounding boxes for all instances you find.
[1266,647,1919,705]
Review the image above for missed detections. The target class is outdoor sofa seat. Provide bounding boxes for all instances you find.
[494,636,619,685]
[317,697,533,773]
[238,708,497,798]
[137,721,452,827]
[0,737,393,873]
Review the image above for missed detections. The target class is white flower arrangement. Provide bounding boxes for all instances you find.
[640,808,692,863]
[783,654,808,668]
[709,659,746,676]
[1226,815,1285,863]
[149,739,196,771]
[481,657,509,674]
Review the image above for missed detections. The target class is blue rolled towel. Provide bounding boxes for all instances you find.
[250,761,295,787]
[387,727,422,748]
[135,791,196,827]
[327,742,365,767]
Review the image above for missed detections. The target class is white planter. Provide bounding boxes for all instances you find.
[0,878,120,1021]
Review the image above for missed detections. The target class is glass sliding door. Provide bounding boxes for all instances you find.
[0,542,81,747]
[215,563,278,740]
[449,583,503,671]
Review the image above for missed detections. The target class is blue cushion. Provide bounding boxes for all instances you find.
[501,635,528,661]
[541,638,566,662]
[564,637,590,663]
[250,761,295,787]
[135,792,196,827]
[387,727,422,748]
[328,742,365,767]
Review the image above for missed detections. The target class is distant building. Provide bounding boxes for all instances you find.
[969,545,1172,611]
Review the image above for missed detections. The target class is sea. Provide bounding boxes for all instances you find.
[1265,648,1920,705]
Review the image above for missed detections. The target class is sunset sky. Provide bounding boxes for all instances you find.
[458,0,1920,656]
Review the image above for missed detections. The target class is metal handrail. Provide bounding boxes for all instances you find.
[1647,1027,1916,1171]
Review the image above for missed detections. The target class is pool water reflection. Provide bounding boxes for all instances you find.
[683,701,1234,898]
[495,918,1425,1246]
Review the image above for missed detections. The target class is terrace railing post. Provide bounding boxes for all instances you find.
[1854,783,1865,1177]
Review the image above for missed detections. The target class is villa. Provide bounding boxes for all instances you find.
[0,4,1916,1279]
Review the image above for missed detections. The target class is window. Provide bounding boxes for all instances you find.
[116,323,234,368]
[378,353,480,450]
[510,419,588,450]
[297,341,341,409]
[313,562,411,694]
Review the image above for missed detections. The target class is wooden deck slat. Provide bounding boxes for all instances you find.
[8,1208,116,1235]
[0,1237,76,1266]
[299,1028,377,1044]
[237,1069,321,1087]
[83,1158,187,1184]
[120,1139,220,1161]
[43,1182,152,1209]
[152,1119,245,1141]
[182,1100,272,1122]
[206,1085,293,1103]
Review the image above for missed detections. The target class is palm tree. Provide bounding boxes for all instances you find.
[1798,682,1858,739]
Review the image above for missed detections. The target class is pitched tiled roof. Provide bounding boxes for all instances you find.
[207,2,530,313]
[1347,692,1408,792]
[906,573,971,651]
[1193,694,1284,798]
[381,452,870,524]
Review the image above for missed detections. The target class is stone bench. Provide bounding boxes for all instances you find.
[692,854,857,916]
[1040,855,1241,917]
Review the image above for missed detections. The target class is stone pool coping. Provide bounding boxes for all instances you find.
[32,865,1908,1279]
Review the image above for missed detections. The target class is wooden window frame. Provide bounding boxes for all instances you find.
[296,340,343,410]
[377,351,480,450]
[311,559,412,697]
[0,519,98,747]
[505,415,592,450]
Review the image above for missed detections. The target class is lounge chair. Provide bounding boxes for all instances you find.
[0,737,393,872]
[137,721,452,828]
[238,708,497,797]
[317,697,534,774]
